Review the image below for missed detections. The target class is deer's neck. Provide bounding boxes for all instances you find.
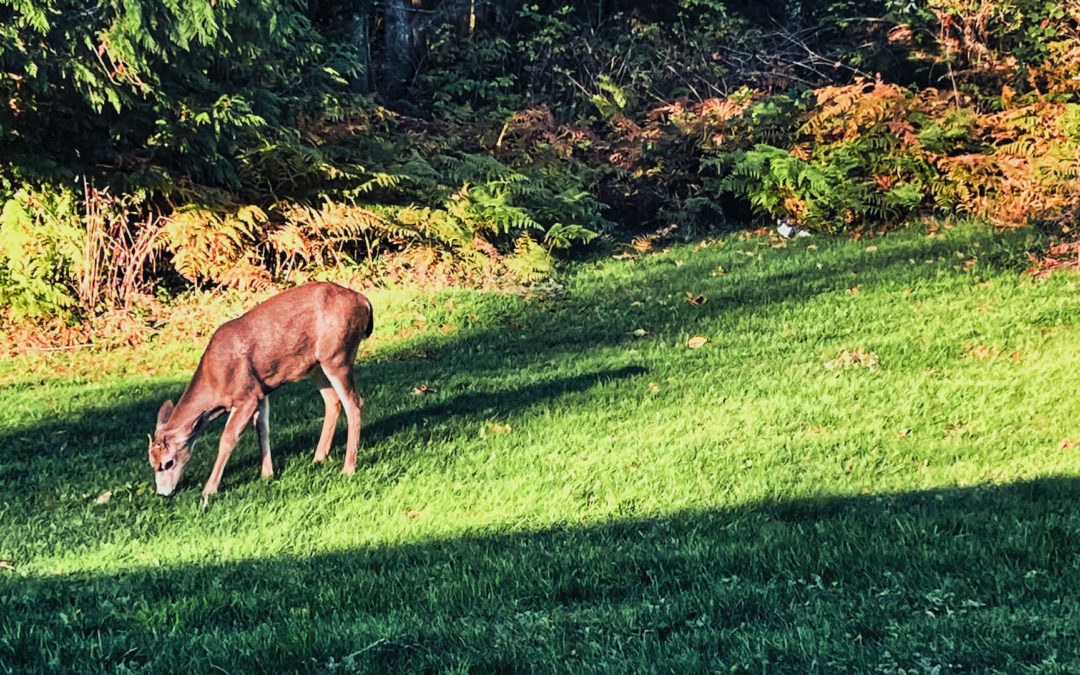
[166,366,227,445]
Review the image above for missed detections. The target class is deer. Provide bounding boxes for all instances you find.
[148,281,374,497]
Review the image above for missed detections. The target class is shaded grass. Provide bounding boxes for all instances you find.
[2,223,1080,672]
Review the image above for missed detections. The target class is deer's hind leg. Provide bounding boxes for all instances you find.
[318,362,363,475]
[311,368,342,463]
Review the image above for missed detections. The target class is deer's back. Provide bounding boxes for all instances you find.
[203,282,372,392]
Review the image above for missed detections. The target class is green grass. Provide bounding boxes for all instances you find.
[3,223,1080,672]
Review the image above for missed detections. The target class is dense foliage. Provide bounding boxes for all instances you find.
[0,0,1078,320]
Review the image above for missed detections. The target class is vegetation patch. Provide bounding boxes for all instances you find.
[2,224,1080,671]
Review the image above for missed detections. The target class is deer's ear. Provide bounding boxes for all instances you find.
[156,400,175,430]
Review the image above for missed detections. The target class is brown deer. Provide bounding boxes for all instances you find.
[148,282,374,496]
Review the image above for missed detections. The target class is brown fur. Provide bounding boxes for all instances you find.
[149,282,373,496]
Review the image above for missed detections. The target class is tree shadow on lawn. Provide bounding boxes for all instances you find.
[2,477,1078,672]
[0,365,646,505]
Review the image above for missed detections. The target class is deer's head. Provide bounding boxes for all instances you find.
[149,400,192,496]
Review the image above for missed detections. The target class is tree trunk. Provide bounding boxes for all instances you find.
[383,0,412,98]
[351,9,372,94]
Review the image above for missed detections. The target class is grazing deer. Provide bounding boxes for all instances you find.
[149,282,373,496]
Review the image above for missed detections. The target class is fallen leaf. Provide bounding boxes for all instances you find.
[439,324,457,334]
[411,384,438,395]
[1059,438,1076,450]
[490,423,512,434]
[808,426,825,434]
[825,348,879,370]
[648,382,660,393]
[632,328,648,337]
[711,267,726,276]
[965,343,1000,361]
[1010,351,1022,362]
[687,336,708,349]
[630,301,643,307]
[0,561,13,570]
[407,509,422,519]
[846,286,860,295]
[685,292,706,305]
[95,491,111,505]
[674,259,684,267]
[865,245,878,252]
[897,429,912,439]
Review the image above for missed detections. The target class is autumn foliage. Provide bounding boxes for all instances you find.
[1,0,1079,324]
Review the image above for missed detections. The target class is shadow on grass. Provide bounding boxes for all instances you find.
[361,365,646,443]
[0,365,647,502]
[2,477,1078,672]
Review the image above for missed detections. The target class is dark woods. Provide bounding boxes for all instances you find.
[0,0,1077,319]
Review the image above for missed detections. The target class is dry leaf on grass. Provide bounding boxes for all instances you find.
[94,491,111,505]
[685,293,706,305]
[825,348,879,370]
[1058,438,1076,450]
[964,344,1000,361]
[411,384,438,395]
[687,336,708,349]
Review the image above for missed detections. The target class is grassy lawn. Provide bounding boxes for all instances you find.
[3,223,1080,672]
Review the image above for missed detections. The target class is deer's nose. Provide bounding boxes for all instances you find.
[159,459,175,471]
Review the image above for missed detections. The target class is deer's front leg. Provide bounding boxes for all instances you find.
[255,396,272,478]
[204,399,259,495]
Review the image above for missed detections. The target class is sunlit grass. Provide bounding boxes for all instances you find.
[3,223,1080,672]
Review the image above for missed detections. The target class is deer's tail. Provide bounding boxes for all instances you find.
[361,294,374,340]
